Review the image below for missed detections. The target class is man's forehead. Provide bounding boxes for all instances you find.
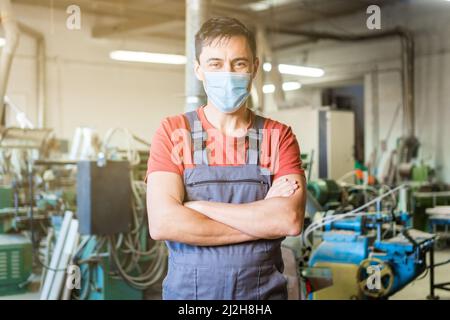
[200,36,252,60]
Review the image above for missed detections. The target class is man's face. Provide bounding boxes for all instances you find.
[194,35,259,83]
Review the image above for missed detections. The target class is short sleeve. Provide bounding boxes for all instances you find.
[145,119,184,182]
[273,126,305,181]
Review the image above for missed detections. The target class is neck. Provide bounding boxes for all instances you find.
[204,102,251,137]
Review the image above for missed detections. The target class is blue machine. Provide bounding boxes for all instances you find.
[308,211,435,299]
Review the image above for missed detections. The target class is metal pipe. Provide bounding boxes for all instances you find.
[268,26,415,139]
[256,26,286,111]
[185,0,209,112]
[18,22,46,128]
[0,0,20,125]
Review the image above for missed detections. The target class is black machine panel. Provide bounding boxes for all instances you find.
[77,160,132,235]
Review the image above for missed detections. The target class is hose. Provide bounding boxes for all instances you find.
[301,184,407,248]
[102,127,141,166]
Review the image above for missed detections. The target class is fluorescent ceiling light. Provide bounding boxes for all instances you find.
[0,38,5,47]
[245,0,297,12]
[187,96,200,104]
[263,84,275,94]
[279,64,324,77]
[263,82,302,94]
[110,50,186,65]
[263,62,272,72]
[263,62,324,77]
[282,81,302,91]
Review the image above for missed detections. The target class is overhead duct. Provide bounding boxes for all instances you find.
[0,0,19,126]
[268,26,415,141]
[185,0,209,112]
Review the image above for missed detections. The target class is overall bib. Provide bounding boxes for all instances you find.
[162,110,287,300]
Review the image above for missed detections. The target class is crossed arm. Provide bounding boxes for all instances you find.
[146,171,306,246]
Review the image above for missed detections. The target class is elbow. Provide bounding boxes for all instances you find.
[285,209,304,237]
[148,215,169,241]
[286,222,302,237]
[149,226,165,241]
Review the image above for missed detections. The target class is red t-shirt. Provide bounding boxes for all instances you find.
[146,106,304,181]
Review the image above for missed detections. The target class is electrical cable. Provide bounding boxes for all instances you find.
[301,184,407,248]
[428,258,450,269]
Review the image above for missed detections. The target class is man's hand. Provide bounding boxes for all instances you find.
[265,178,299,199]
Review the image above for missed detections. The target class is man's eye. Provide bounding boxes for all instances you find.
[209,63,220,68]
[235,62,248,68]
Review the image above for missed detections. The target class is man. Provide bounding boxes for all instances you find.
[146,17,306,300]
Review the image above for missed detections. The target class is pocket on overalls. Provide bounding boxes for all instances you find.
[195,266,235,300]
[162,261,196,300]
[257,265,288,300]
[234,266,259,300]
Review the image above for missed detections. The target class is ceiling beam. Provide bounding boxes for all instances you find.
[92,16,176,38]
[130,19,185,36]
[12,0,184,20]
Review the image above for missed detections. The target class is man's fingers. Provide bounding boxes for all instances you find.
[273,178,297,188]
[279,183,299,196]
[267,180,299,198]
[284,184,299,196]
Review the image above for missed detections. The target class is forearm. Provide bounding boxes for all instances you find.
[190,197,302,239]
[150,204,258,246]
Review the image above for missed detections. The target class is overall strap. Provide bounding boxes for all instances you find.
[184,110,208,166]
[247,114,266,165]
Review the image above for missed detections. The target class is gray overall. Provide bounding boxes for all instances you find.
[162,110,287,300]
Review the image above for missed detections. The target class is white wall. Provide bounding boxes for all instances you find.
[6,3,185,146]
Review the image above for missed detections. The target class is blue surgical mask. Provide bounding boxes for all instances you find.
[202,71,251,113]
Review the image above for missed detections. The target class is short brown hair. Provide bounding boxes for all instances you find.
[195,17,256,62]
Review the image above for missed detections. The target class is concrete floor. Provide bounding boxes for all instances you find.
[1,249,449,300]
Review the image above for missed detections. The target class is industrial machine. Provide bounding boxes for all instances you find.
[0,124,165,299]
[0,127,61,296]
[38,128,166,300]
[65,158,167,300]
[301,185,436,299]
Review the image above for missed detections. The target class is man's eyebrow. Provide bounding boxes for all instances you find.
[232,57,250,63]
[206,58,223,63]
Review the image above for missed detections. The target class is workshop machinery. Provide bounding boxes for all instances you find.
[57,128,166,300]
[0,127,63,296]
[426,206,450,249]
[0,125,165,299]
[300,185,436,299]
[63,159,166,300]
[0,234,32,296]
[412,189,450,232]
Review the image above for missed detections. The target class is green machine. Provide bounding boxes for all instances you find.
[75,237,143,300]
[307,179,342,210]
[0,186,33,296]
[412,189,450,231]
[0,186,13,233]
[0,234,32,296]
